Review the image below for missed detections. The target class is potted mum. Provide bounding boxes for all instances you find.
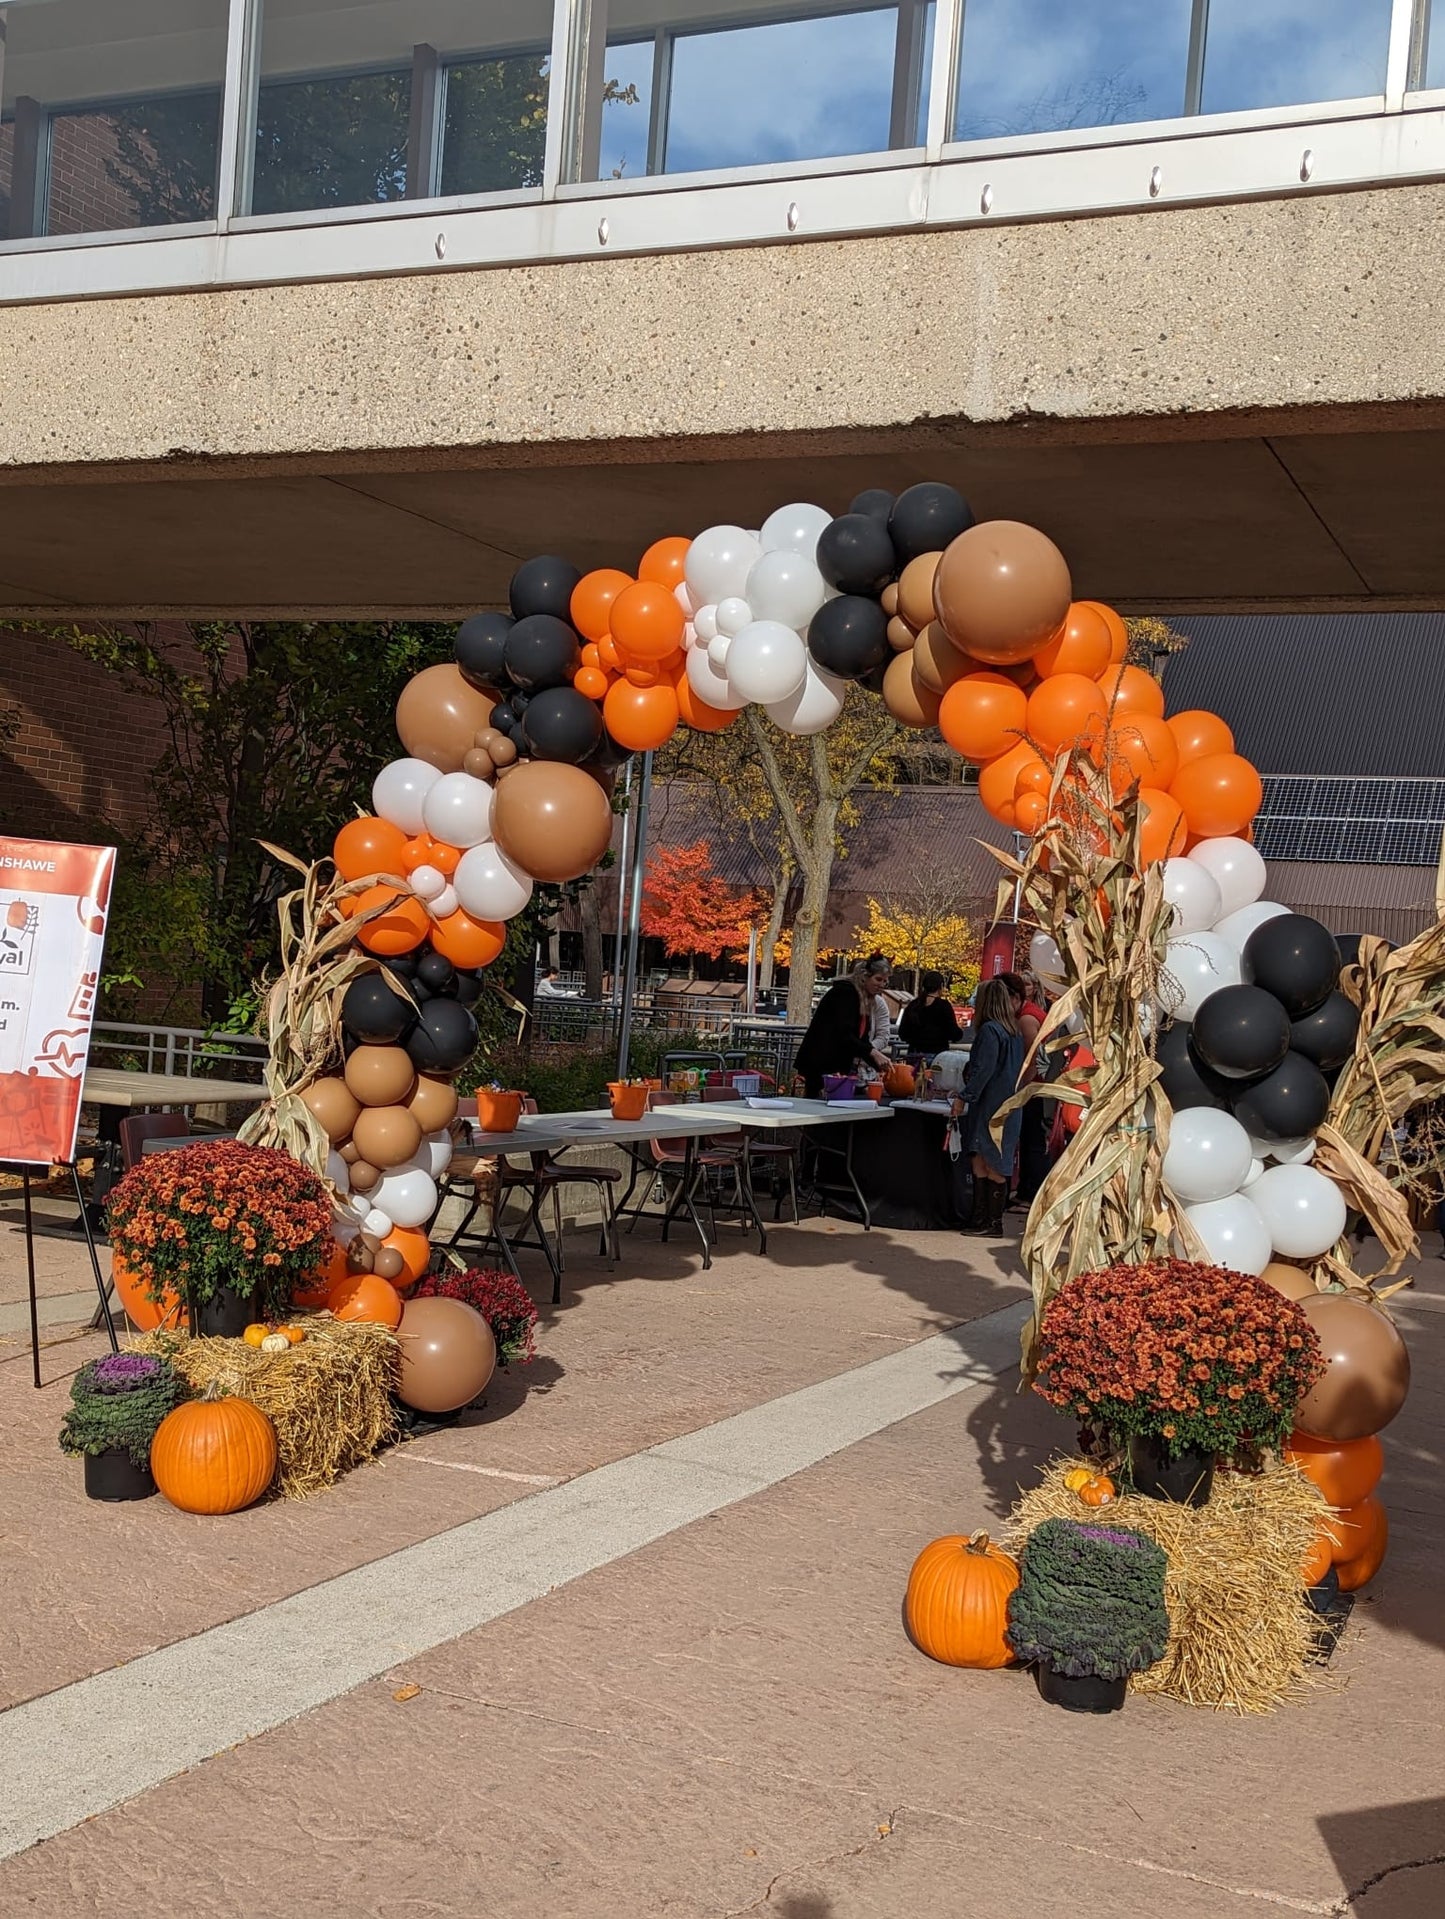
[107,1139,334,1338]
[59,1352,187,1501]
[415,1266,538,1367]
[1007,1518,1170,1714]
[1033,1259,1325,1506]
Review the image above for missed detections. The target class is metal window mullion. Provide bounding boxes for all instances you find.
[8,95,47,239]
[544,0,607,191]
[647,28,673,177]
[406,43,442,197]
[1184,0,1209,117]
[923,0,963,161]
[1385,0,1422,104]
[888,0,928,151]
[218,0,261,221]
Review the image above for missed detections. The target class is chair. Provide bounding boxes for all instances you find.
[710,1077,802,1225]
[509,1098,624,1277]
[118,1112,191,1171]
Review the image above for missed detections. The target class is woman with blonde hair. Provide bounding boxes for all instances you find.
[794,955,893,1097]
[956,974,1025,1236]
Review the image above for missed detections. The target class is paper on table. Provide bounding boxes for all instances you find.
[747,1097,794,1109]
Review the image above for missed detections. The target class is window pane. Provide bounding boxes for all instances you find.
[440,53,549,196]
[254,71,411,214]
[1201,1,1393,114]
[954,0,1192,142]
[0,0,227,240]
[1430,3,1445,90]
[599,41,655,183]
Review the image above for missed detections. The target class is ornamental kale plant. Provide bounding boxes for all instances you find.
[59,1353,187,1469]
[1007,1518,1170,1682]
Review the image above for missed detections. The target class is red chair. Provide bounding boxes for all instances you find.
[709,1079,801,1225]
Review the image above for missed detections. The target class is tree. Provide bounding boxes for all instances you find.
[642,840,764,963]
[856,898,981,995]
[1125,617,1192,679]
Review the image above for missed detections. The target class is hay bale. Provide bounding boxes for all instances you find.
[131,1315,399,1499]
[1004,1458,1333,1713]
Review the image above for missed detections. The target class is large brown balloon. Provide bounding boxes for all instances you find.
[1260,1261,1316,1301]
[300,1076,360,1143]
[911,620,973,695]
[351,1104,424,1170]
[491,760,615,884]
[1295,1292,1411,1441]
[395,664,497,774]
[882,652,943,729]
[408,1073,459,1134]
[348,1158,381,1194]
[933,521,1072,665]
[344,1044,418,1110]
[373,1245,406,1282]
[396,1296,497,1413]
[897,552,942,632]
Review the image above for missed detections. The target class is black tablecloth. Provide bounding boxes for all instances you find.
[852,1105,970,1229]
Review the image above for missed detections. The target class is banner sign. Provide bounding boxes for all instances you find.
[0,838,116,1166]
[980,919,1019,981]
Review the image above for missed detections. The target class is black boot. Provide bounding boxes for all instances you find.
[963,1179,991,1235]
[985,1180,1008,1237]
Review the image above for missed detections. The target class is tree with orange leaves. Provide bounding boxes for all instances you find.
[641,840,765,964]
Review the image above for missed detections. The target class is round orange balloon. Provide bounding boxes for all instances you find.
[333,816,409,884]
[1284,1431,1384,1509]
[604,678,679,751]
[1170,752,1263,839]
[1025,673,1108,756]
[574,665,610,701]
[610,580,686,663]
[110,1250,182,1332]
[295,1239,349,1310]
[674,669,738,733]
[352,884,431,956]
[382,1225,432,1289]
[1080,601,1129,664]
[401,833,440,874]
[1336,1505,1389,1591]
[1033,603,1112,681]
[429,907,505,969]
[1137,787,1188,865]
[638,536,691,588]
[1097,663,1166,722]
[938,673,1027,764]
[327,1272,403,1329]
[1106,716,1180,795]
[624,663,661,688]
[1328,1494,1385,1567]
[1167,708,1235,767]
[1015,758,1055,800]
[580,642,602,669]
[978,739,1046,826]
[1014,791,1048,834]
[572,568,634,643]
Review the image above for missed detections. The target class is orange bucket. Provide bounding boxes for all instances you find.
[476,1089,524,1132]
[609,1083,648,1121]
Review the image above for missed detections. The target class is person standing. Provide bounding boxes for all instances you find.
[1005,969,1051,1208]
[794,957,892,1096]
[955,975,1025,1236]
[898,970,962,1056]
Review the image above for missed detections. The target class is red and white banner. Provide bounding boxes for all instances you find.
[0,838,116,1166]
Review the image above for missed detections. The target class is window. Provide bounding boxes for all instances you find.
[1200,0,1393,115]
[440,52,550,197]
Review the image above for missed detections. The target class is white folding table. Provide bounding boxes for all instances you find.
[687,1098,895,1232]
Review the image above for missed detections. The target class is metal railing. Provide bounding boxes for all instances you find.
[88,1021,268,1082]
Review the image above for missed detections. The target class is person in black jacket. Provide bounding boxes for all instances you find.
[898,971,961,1057]
[794,957,892,1095]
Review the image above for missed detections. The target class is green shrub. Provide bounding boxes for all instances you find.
[1007,1518,1169,1681]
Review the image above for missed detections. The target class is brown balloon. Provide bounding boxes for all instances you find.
[373,1245,406,1282]
[1295,1292,1411,1441]
[1260,1261,1316,1301]
[489,734,519,768]
[886,615,918,654]
[408,1073,459,1134]
[346,1240,375,1274]
[897,552,942,632]
[396,1296,497,1413]
[911,620,974,695]
[351,1103,423,1170]
[343,1044,418,1110]
[880,582,900,618]
[395,664,497,774]
[338,1140,361,1165]
[463,747,495,780]
[882,652,943,729]
[348,1159,381,1194]
[933,520,1072,665]
[301,1076,361,1143]
[491,760,615,884]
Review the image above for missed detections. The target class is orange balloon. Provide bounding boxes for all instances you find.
[610,580,685,663]
[977,739,1046,826]
[580,642,602,669]
[574,666,610,700]
[401,833,439,874]
[638,536,691,588]
[333,816,409,883]
[1015,758,1055,800]
[110,1249,182,1332]
[429,841,461,878]
[624,663,661,688]
[1097,663,1166,721]
[1170,752,1263,839]
[604,678,680,751]
[938,672,1027,763]
[327,1272,404,1329]
[1106,715,1180,795]
[1167,708,1235,766]
[1284,1431,1384,1509]
[1026,673,1109,756]
[674,669,738,733]
[1336,1505,1389,1591]
[1329,1494,1386,1567]
[294,1239,349,1309]
[1080,601,1129,664]
[382,1225,432,1289]
[597,635,622,671]
[430,907,505,969]
[1014,791,1048,834]
[1033,603,1112,680]
[571,568,634,643]
[352,883,431,956]
[1137,787,1188,865]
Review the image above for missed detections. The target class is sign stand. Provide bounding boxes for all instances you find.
[8,1161,118,1389]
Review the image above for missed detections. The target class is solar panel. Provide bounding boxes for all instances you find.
[1253,777,1445,865]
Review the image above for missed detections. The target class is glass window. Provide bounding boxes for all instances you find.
[1430,3,1445,91]
[955,0,1192,142]
[440,52,550,196]
[0,0,228,241]
[1200,1,1394,115]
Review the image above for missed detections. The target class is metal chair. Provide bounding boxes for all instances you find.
[708,1078,802,1225]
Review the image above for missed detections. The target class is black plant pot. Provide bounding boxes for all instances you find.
[1129,1434,1215,1507]
[83,1446,156,1502]
[193,1282,257,1339]
[1035,1665,1128,1714]
[1306,1564,1341,1618]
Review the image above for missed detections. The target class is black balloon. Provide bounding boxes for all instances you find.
[453,971,483,1008]
[341,972,416,1043]
[849,488,895,522]
[405,998,479,1075]
[1190,985,1292,1081]
[1335,931,1394,968]
[522,685,605,764]
[587,729,634,773]
[489,704,518,736]
[1290,992,1361,1073]
[1241,913,1340,1018]
[411,978,435,1003]
[509,555,582,623]
[887,482,975,566]
[815,514,897,597]
[505,615,580,693]
[1157,1021,1229,1112]
[807,595,891,680]
[455,612,512,692]
[384,951,420,979]
[415,948,457,995]
[1231,1050,1331,1143]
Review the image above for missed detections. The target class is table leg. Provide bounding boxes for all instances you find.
[844,1122,872,1231]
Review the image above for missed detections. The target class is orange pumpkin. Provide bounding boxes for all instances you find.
[1329,1495,1386,1568]
[904,1530,1019,1669]
[1284,1432,1383,1510]
[1301,1530,1335,1587]
[242,1323,270,1348]
[883,1062,916,1099]
[150,1388,277,1515]
[1336,1505,1389,1592]
[1077,1474,1116,1507]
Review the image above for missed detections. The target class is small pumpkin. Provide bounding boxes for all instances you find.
[1062,1466,1093,1493]
[280,1323,306,1346]
[150,1385,278,1515]
[883,1062,916,1099]
[1077,1473,1116,1507]
[904,1530,1019,1669]
[242,1323,270,1348]
[259,1332,291,1354]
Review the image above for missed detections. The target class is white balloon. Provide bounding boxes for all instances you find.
[1214,900,1290,953]
[764,662,848,736]
[686,642,748,711]
[746,548,827,630]
[332,1219,360,1248]
[1162,857,1223,936]
[680,622,698,652]
[409,862,446,901]
[422,1130,454,1180]
[1029,932,1065,986]
[422,770,494,849]
[1249,1163,1347,1259]
[369,1167,437,1231]
[1251,1133,1316,1166]
[715,596,754,639]
[760,502,832,560]
[684,525,760,606]
[707,636,732,668]
[1162,1107,1254,1204]
[726,621,808,705]
[674,580,697,616]
[454,842,533,921]
[1242,1158,1265,1189]
[362,1205,394,1239]
[1191,837,1267,920]
[342,1191,372,1225]
[1184,1193,1271,1275]
[429,884,458,920]
[372,757,441,836]
[325,1148,351,1193]
[1164,931,1242,1019]
[694,603,720,643]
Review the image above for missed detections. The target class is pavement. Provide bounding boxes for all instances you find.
[1,1190,1442,1918]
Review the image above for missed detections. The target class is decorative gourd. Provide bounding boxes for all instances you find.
[242,1323,270,1348]
[904,1530,1019,1669]
[259,1332,291,1354]
[1284,1432,1384,1509]
[150,1386,277,1514]
[1336,1505,1389,1592]
[1062,1466,1093,1493]
[883,1062,916,1099]
[1077,1474,1116,1507]
[280,1324,306,1345]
